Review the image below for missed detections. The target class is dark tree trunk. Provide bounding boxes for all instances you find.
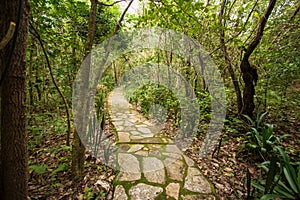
[240,59,257,118]
[240,0,276,118]
[0,0,30,199]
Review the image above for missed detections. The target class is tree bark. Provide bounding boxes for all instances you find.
[240,0,276,118]
[72,0,97,181]
[219,0,243,114]
[0,0,30,199]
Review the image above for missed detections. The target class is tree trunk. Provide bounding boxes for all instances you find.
[0,0,30,199]
[240,59,257,118]
[72,0,97,181]
[219,0,243,114]
[240,0,276,118]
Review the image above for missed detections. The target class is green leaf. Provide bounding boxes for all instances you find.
[257,112,268,128]
[260,194,284,200]
[29,164,48,175]
[277,147,299,193]
[273,184,295,199]
[252,181,265,191]
[283,167,299,194]
[50,163,69,176]
[242,114,254,125]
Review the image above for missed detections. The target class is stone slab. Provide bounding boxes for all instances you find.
[184,167,211,193]
[166,183,180,200]
[181,195,216,200]
[113,185,128,200]
[143,157,165,184]
[129,183,163,200]
[164,158,186,181]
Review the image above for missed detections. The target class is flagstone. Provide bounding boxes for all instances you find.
[127,144,144,153]
[166,183,180,200]
[184,167,212,193]
[118,153,140,174]
[181,195,216,200]
[129,183,163,200]
[117,132,130,143]
[142,157,165,184]
[164,158,186,181]
[113,185,128,200]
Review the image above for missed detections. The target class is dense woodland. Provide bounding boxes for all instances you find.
[0,0,299,199]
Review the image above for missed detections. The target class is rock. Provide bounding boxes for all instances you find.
[134,150,149,156]
[181,195,216,200]
[165,144,182,154]
[123,126,137,131]
[118,153,140,173]
[113,185,128,200]
[95,180,110,191]
[124,121,134,127]
[117,171,140,182]
[163,152,182,160]
[183,155,195,167]
[184,167,211,193]
[114,120,124,127]
[117,153,141,181]
[118,132,130,142]
[166,183,180,200]
[135,124,147,128]
[148,149,161,157]
[164,158,186,181]
[129,183,163,200]
[142,157,165,184]
[127,144,144,153]
[130,135,144,140]
[132,137,163,143]
[130,131,142,136]
[137,127,152,134]
[117,144,131,152]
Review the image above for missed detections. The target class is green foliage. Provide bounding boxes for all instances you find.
[127,83,180,124]
[243,112,269,129]
[83,186,95,199]
[29,164,48,175]
[196,91,212,122]
[243,112,290,159]
[245,124,282,155]
[50,163,69,177]
[250,147,300,199]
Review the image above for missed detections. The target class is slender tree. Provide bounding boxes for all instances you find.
[0,0,30,199]
[72,0,98,181]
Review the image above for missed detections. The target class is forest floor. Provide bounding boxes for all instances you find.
[28,112,116,199]
[28,107,300,199]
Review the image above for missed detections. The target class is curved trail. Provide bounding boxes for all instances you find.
[108,86,216,200]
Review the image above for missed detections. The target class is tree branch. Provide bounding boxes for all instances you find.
[0,22,15,50]
[97,0,128,7]
[210,0,258,55]
[244,0,277,59]
[114,0,134,32]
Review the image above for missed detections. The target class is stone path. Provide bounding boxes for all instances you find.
[108,87,216,200]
